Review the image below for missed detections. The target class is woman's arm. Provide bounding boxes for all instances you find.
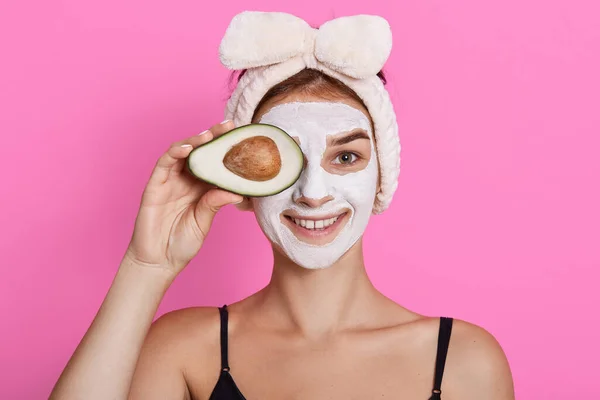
[50,256,174,399]
[50,121,242,400]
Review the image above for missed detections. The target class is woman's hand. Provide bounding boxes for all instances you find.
[124,120,243,278]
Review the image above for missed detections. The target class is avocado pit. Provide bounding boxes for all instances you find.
[223,136,282,181]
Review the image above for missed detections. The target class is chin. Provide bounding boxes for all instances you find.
[270,234,362,270]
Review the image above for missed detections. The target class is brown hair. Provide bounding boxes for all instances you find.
[230,68,387,122]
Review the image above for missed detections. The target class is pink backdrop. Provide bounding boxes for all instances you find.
[1,1,599,398]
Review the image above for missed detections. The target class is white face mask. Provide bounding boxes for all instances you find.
[254,101,378,269]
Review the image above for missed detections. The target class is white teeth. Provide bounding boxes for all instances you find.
[290,215,340,230]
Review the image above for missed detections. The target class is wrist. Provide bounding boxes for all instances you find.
[119,251,177,291]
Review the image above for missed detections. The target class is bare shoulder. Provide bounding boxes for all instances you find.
[149,306,220,340]
[129,307,222,399]
[144,306,223,366]
[443,318,515,400]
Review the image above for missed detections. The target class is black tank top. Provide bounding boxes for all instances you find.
[209,305,453,400]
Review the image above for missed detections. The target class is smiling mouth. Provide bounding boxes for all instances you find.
[284,213,345,229]
[281,211,349,243]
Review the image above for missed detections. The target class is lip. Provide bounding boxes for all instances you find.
[281,210,349,245]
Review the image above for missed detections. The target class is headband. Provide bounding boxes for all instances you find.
[219,11,400,214]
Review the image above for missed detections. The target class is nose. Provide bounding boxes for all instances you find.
[292,157,333,208]
[294,194,334,208]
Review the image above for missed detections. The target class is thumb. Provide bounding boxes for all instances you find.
[194,188,243,235]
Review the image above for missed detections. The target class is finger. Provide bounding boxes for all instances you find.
[149,120,234,185]
[209,120,235,139]
[194,188,243,236]
[150,131,214,184]
[170,129,229,177]
[168,124,233,177]
[169,120,233,153]
[175,129,218,147]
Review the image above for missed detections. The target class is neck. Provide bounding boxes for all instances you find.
[257,238,382,338]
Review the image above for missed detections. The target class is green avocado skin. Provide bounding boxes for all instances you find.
[185,123,303,197]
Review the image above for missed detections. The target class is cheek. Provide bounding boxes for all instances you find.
[328,143,378,203]
[252,188,293,215]
[327,165,378,207]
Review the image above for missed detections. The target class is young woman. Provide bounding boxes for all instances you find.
[50,12,515,400]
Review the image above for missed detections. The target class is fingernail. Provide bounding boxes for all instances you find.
[233,198,244,204]
[198,130,209,135]
[181,144,192,148]
[221,119,231,124]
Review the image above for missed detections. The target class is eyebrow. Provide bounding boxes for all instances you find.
[329,130,371,147]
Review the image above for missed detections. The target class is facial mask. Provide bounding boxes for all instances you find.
[254,101,378,269]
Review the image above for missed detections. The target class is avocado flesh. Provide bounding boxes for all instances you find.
[187,124,303,197]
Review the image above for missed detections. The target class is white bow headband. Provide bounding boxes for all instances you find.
[219,11,400,214]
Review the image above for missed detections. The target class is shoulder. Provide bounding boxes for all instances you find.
[137,306,223,372]
[146,306,221,349]
[443,318,515,400]
[151,306,220,330]
[130,307,222,398]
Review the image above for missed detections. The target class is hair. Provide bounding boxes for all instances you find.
[229,68,387,122]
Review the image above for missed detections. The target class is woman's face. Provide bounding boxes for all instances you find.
[250,94,379,269]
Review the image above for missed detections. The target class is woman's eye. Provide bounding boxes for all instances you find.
[333,152,358,165]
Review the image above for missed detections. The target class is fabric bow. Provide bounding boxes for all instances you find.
[219,11,392,79]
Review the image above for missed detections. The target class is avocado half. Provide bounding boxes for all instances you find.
[186,123,303,197]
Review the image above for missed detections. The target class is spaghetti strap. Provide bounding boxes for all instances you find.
[429,316,453,400]
[218,305,230,372]
[209,305,247,400]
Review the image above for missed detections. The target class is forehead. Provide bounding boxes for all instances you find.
[258,101,372,139]
[254,91,372,123]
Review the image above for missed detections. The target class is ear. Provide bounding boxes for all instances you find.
[234,196,254,212]
[372,175,382,213]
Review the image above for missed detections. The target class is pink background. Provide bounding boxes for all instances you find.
[1,1,599,398]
